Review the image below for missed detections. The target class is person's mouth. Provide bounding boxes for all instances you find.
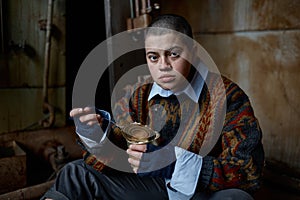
[159,75,176,83]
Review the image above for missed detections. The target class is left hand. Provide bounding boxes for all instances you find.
[127,143,176,178]
[126,144,147,173]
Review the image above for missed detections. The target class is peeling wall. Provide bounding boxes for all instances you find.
[0,0,66,133]
[161,0,300,169]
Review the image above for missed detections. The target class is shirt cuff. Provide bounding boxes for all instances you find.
[75,109,111,149]
[166,146,203,198]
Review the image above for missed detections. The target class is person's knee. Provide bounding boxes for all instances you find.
[57,159,86,176]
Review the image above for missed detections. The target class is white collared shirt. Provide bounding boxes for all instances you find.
[148,63,208,199]
[148,62,208,103]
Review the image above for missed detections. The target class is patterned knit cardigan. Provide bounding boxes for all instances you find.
[83,72,265,194]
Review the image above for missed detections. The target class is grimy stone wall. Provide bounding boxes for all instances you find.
[161,0,300,169]
[0,0,66,133]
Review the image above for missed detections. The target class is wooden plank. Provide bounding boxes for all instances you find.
[0,180,54,199]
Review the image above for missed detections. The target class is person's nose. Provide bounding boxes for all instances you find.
[159,56,172,71]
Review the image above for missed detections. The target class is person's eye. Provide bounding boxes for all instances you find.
[169,51,180,58]
[148,55,158,62]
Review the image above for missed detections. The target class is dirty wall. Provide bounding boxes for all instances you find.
[161,0,300,169]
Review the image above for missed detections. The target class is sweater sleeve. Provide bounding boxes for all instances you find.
[197,80,265,194]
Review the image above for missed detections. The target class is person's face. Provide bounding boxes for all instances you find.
[145,33,192,92]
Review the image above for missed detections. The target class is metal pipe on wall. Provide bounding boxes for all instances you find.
[141,0,146,14]
[135,0,139,17]
[40,0,55,127]
[129,0,135,19]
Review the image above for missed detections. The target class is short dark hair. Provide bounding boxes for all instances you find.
[146,14,193,39]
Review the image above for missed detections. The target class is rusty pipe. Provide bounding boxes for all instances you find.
[40,102,55,127]
[141,0,146,14]
[135,0,139,17]
[41,0,55,127]
[43,0,54,103]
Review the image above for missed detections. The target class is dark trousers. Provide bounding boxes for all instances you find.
[41,159,253,200]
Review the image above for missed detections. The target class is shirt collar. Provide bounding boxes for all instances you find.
[148,62,208,102]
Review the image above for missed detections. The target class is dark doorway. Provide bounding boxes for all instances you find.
[66,0,109,124]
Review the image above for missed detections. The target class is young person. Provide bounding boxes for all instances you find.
[41,14,264,200]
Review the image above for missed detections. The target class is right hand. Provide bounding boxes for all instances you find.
[70,107,103,126]
[71,107,113,162]
[70,107,111,151]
